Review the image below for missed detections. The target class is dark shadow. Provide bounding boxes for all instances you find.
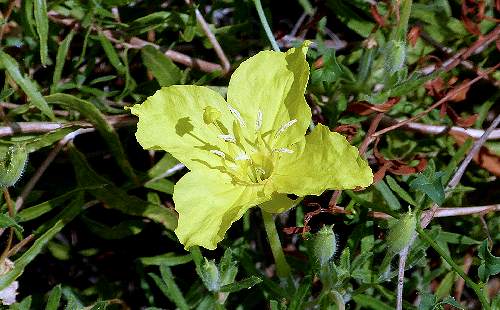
[175,117,194,137]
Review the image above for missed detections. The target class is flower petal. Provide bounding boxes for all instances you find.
[260,193,300,213]
[174,169,268,250]
[226,45,311,149]
[130,86,234,170]
[270,124,373,196]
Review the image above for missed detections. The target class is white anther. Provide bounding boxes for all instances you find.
[273,148,294,154]
[275,119,298,137]
[228,104,246,127]
[255,167,266,175]
[255,110,263,131]
[235,152,250,161]
[210,150,226,158]
[218,134,236,143]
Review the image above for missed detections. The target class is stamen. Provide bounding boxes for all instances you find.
[235,152,250,161]
[228,104,246,127]
[273,148,294,154]
[275,119,298,137]
[210,150,226,158]
[218,134,236,143]
[255,167,266,175]
[255,110,263,131]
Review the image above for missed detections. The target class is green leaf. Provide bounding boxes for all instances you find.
[140,253,192,266]
[0,50,54,119]
[478,240,500,282]
[439,296,465,309]
[375,180,401,210]
[288,276,311,310]
[0,214,23,232]
[141,45,182,87]
[409,169,445,206]
[16,188,85,222]
[144,178,175,194]
[68,146,177,231]
[435,271,454,299]
[149,265,189,310]
[45,285,62,310]
[51,30,75,93]
[45,93,137,182]
[33,0,49,65]
[352,294,393,310]
[218,276,262,293]
[385,175,417,206]
[98,31,126,75]
[82,217,145,240]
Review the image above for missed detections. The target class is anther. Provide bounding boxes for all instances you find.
[235,152,250,161]
[273,148,294,154]
[228,104,246,127]
[275,119,298,137]
[255,110,263,131]
[255,167,266,175]
[210,150,226,158]
[218,134,236,143]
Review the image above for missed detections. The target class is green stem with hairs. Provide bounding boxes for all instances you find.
[261,210,291,278]
[416,225,491,309]
[253,0,280,52]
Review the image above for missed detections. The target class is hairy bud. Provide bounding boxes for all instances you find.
[387,211,417,253]
[0,145,28,188]
[200,259,220,292]
[384,40,406,74]
[311,225,337,267]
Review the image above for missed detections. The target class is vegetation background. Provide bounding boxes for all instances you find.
[0,0,498,309]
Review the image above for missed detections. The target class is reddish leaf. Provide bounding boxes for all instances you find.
[370,4,386,27]
[461,0,482,35]
[408,26,421,47]
[334,124,358,142]
[446,106,479,127]
[347,97,400,115]
[373,138,428,178]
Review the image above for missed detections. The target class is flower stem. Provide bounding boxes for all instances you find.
[253,0,280,52]
[261,210,291,278]
[416,225,491,309]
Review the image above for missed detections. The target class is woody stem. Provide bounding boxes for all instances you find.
[261,210,291,278]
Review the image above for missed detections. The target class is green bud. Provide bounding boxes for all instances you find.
[203,106,222,125]
[200,259,220,292]
[311,225,337,267]
[384,40,406,74]
[0,145,28,188]
[387,211,417,253]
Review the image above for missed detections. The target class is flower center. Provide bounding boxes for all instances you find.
[204,106,296,184]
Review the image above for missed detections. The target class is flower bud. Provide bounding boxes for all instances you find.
[0,145,28,188]
[387,211,417,253]
[384,40,406,74]
[311,225,337,267]
[200,259,220,292]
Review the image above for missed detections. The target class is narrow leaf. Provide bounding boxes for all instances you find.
[33,0,49,65]
[0,50,55,119]
[375,180,401,210]
[218,276,262,293]
[45,93,137,182]
[68,146,177,231]
[45,285,62,310]
[51,30,75,93]
[141,45,182,87]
